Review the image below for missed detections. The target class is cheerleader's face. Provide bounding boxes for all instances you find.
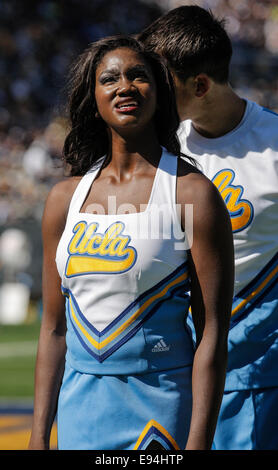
[94,47,157,133]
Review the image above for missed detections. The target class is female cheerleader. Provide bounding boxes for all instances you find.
[29,35,234,450]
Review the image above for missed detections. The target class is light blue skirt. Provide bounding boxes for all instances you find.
[57,362,193,450]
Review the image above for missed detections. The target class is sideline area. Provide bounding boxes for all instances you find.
[0,407,57,450]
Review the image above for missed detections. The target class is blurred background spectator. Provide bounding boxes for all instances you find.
[0,0,278,323]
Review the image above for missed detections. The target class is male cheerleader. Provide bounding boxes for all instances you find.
[138,5,278,450]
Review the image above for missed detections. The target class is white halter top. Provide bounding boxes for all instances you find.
[55,147,194,374]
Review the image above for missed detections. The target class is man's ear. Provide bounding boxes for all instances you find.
[194,74,211,98]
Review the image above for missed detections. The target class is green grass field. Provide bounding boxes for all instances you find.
[0,321,41,399]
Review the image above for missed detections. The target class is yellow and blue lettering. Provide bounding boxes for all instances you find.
[212,169,254,233]
[66,221,137,277]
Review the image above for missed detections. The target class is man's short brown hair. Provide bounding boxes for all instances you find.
[138,5,233,84]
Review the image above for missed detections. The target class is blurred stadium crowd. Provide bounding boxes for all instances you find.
[0,0,278,322]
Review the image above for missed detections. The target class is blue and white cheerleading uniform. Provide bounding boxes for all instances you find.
[55,148,194,450]
[178,99,278,450]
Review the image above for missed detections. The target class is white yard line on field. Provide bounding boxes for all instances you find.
[0,341,38,358]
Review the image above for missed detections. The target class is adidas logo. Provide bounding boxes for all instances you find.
[151,339,170,353]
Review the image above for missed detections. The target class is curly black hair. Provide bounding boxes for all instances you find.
[62,34,195,176]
